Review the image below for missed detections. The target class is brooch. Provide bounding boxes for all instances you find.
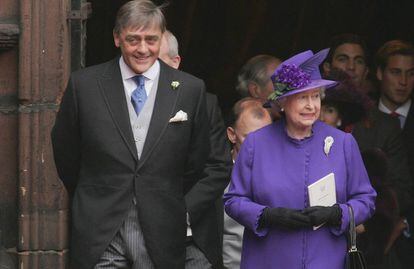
[324,136,334,156]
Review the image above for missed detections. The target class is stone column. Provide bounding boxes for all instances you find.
[17,0,71,268]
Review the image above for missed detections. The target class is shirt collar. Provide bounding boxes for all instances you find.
[119,56,160,82]
[378,98,411,117]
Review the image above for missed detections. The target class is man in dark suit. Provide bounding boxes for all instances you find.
[375,40,414,269]
[376,40,414,177]
[323,34,413,214]
[52,1,230,268]
[159,29,231,268]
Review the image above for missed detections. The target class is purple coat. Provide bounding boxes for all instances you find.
[224,120,376,269]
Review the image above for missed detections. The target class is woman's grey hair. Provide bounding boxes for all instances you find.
[163,30,179,58]
[114,0,167,35]
[236,55,280,97]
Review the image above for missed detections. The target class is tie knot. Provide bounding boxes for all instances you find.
[390,111,400,117]
[133,75,145,88]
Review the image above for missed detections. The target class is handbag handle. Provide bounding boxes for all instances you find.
[348,205,358,252]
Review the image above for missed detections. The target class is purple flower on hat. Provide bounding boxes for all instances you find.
[269,64,311,100]
[264,49,337,104]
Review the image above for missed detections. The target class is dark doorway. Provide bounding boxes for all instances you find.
[85,0,414,111]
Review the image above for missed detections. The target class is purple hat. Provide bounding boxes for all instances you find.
[268,48,337,101]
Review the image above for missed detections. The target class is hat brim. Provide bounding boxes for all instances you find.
[276,79,337,100]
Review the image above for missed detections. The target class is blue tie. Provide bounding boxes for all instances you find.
[131,75,147,116]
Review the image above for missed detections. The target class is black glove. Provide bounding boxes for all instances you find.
[260,207,312,229]
[302,205,342,227]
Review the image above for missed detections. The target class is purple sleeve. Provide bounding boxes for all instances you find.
[223,134,268,237]
[331,133,377,235]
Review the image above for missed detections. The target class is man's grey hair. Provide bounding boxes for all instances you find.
[114,0,167,35]
[236,55,280,97]
[163,30,179,58]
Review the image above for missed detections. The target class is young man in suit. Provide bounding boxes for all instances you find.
[52,1,230,268]
[376,40,414,136]
[323,34,413,215]
[159,29,231,268]
[376,40,414,269]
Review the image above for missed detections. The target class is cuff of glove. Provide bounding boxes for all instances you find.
[258,207,269,228]
[330,204,342,227]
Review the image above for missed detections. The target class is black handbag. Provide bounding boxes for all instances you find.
[345,205,367,269]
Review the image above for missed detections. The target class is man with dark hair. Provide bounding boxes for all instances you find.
[323,33,370,88]
[52,1,230,268]
[376,40,414,269]
[223,97,272,269]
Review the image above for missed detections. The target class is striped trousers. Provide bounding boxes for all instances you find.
[94,202,212,269]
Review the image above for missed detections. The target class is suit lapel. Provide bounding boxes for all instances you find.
[98,58,138,161]
[138,62,179,168]
[403,100,414,133]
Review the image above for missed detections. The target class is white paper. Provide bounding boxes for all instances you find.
[307,172,336,230]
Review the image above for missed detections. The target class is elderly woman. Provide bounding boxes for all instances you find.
[224,49,376,269]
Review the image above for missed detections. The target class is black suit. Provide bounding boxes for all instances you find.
[52,59,231,269]
[395,99,414,269]
[189,93,230,268]
[352,108,413,213]
[402,100,414,180]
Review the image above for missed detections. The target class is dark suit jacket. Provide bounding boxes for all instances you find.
[402,99,414,181]
[392,100,414,268]
[189,93,230,268]
[352,108,413,213]
[52,59,231,269]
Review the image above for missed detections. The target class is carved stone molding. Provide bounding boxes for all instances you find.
[0,24,19,51]
[17,0,71,265]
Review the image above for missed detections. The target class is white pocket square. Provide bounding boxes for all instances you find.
[169,110,188,123]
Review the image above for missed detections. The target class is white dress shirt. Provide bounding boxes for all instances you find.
[378,98,412,128]
[119,56,160,99]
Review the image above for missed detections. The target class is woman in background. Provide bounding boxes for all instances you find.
[320,78,370,131]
